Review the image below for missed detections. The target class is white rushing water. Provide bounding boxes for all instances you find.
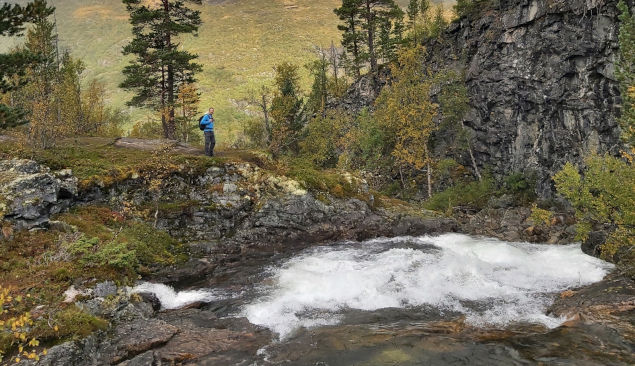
[243,234,614,339]
[131,282,222,310]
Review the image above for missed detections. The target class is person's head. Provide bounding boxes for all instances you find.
[208,107,214,115]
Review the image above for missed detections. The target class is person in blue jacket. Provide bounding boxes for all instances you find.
[201,107,215,157]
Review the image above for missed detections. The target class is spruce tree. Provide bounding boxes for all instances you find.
[0,0,54,129]
[306,53,330,117]
[270,62,304,156]
[120,0,203,140]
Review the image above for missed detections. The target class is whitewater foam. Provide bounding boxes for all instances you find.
[242,233,613,338]
[131,282,221,310]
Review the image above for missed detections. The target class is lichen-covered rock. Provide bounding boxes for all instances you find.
[0,159,78,231]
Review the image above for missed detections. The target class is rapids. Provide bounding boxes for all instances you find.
[139,234,613,337]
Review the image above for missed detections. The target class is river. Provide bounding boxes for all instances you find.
[132,234,632,365]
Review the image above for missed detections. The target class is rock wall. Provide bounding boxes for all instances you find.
[446,0,627,197]
[340,0,629,198]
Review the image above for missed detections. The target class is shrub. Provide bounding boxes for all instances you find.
[503,172,537,204]
[530,204,553,227]
[32,306,108,341]
[553,154,634,260]
[0,287,44,363]
[424,176,494,212]
[285,158,360,198]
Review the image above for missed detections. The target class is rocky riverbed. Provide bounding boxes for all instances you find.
[0,152,632,366]
[21,236,634,366]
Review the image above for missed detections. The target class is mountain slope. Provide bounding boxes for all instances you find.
[2,0,454,143]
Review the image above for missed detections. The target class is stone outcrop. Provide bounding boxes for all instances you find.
[82,159,457,251]
[0,159,77,231]
[339,0,629,199]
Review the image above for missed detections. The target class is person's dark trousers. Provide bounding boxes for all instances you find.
[204,131,215,156]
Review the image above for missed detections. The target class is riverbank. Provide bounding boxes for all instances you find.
[0,137,632,365]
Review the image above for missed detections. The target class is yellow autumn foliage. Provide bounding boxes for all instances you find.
[375,45,438,196]
[0,287,44,363]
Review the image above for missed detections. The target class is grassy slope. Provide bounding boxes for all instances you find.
[1,0,454,145]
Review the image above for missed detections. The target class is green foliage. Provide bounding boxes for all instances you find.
[59,208,184,271]
[337,108,393,172]
[334,0,366,78]
[0,0,54,130]
[617,0,635,150]
[453,0,499,19]
[376,45,437,196]
[424,176,494,212]
[285,158,361,198]
[300,110,352,168]
[270,62,304,156]
[306,56,330,116]
[335,0,404,77]
[241,117,269,149]
[120,0,203,139]
[39,305,108,340]
[2,17,126,145]
[503,171,536,204]
[530,204,553,227]
[553,154,634,260]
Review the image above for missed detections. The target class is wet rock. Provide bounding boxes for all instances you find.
[459,207,576,244]
[108,319,178,364]
[136,292,162,312]
[94,281,118,298]
[582,231,608,257]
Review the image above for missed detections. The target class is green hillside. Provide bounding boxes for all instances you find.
[1,0,454,145]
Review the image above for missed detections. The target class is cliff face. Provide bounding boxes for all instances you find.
[442,0,626,197]
[341,0,628,198]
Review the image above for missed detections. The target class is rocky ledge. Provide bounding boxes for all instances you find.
[0,159,77,232]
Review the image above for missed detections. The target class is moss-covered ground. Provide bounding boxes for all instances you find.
[0,204,186,359]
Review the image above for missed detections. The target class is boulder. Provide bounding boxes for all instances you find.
[0,159,77,231]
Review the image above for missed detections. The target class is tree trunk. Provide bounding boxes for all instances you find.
[350,14,361,78]
[161,65,169,138]
[330,41,339,85]
[427,161,432,199]
[261,94,271,143]
[163,0,176,140]
[462,121,482,181]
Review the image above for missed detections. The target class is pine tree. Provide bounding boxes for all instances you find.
[334,0,364,78]
[0,0,54,129]
[359,0,401,77]
[454,0,470,16]
[120,0,203,140]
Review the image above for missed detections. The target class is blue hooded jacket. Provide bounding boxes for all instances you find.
[201,114,214,132]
